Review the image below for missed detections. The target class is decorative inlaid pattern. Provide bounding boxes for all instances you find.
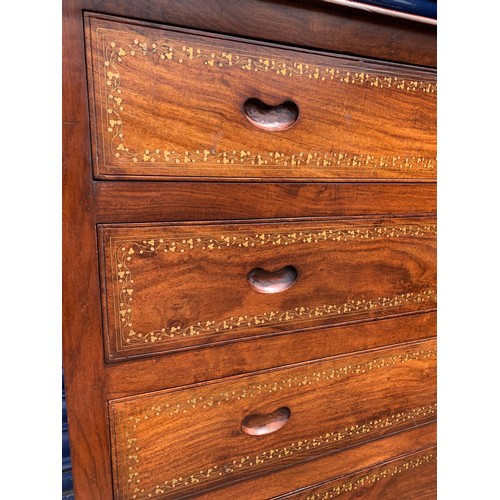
[128,348,436,419]
[124,406,437,499]
[304,450,436,499]
[95,24,436,172]
[100,28,437,90]
[113,345,436,499]
[110,224,437,348]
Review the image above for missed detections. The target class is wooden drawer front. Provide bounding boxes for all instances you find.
[198,424,436,499]
[278,447,437,499]
[109,340,436,500]
[86,15,436,181]
[100,217,436,360]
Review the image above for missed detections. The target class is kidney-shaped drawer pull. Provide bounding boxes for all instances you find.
[243,98,299,131]
[247,265,298,294]
[241,407,291,436]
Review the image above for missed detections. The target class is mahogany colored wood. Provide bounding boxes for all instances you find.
[200,423,436,499]
[109,339,436,499]
[63,0,436,498]
[247,266,299,294]
[243,99,300,132]
[105,312,436,399]
[242,406,292,436]
[100,218,436,360]
[94,182,436,223]
[78,0,437,67]
[62,2,113,499]
[99,217,436,360]
[278,446,437,499]
[87,15,436,181]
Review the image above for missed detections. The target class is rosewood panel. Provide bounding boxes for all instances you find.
[80,0,437,66]
[63,1,437,498]
[62,1,113,498]
[99,217,436,360]
[87,15,436,181]
[105,313,436,399]
[109,340,436,499]
[278,446,437,499]
[201,423,436,499]
[94,182,436,223]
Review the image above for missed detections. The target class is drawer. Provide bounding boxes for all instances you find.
[86,14,436,181]
[278,447,437,499]
[99,217,436,360]
[109,339,436,499]
[199,424,436,500]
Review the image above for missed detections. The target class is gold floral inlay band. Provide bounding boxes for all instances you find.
[103,32,437,91]
[95,24,436,172]
[122,403,437,499]
[128,348,436,419]
[304,450,437,500]
[114,344,436,499]
[127,405,437,499]
[110,224,437,349]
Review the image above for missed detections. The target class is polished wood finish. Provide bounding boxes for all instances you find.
[81,0,437,67]
[94,182,436,223]
[247,265,298,294]
[109,339,436,499]
[63,0,436,498]
[100,217,436,360]
[279,446,437,499]
[241,406,292,436]
[87,15,436,181]
[243,99,300,132]
[62,2,113,498]
[106,312,436,399]
[200,423,436,499]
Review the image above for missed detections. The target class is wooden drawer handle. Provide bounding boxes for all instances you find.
[242,407,291,436]
[247,266,298,294]
[243,98,299,131]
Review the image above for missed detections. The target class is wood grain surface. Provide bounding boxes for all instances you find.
[277,446,437,499]
[94,182,436,223]
[109,339,436,499]
[100,217,436,360]
[105,312,436,399]
[62,1,113,498]
[200,423,436,499]
[62,1,437,498]
[79,0,437,67]
[87,15,436,181]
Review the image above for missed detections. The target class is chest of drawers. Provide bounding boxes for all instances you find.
[63,1,437,498]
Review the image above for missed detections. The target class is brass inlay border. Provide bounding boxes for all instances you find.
[109,224,437,350]
[125,406,437,499]
[305,450,436,499]
[128,348,436,418]
[110,225,437,349]
[95,25,436,172]
[114,345,436,499]
[105,32,437,91]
